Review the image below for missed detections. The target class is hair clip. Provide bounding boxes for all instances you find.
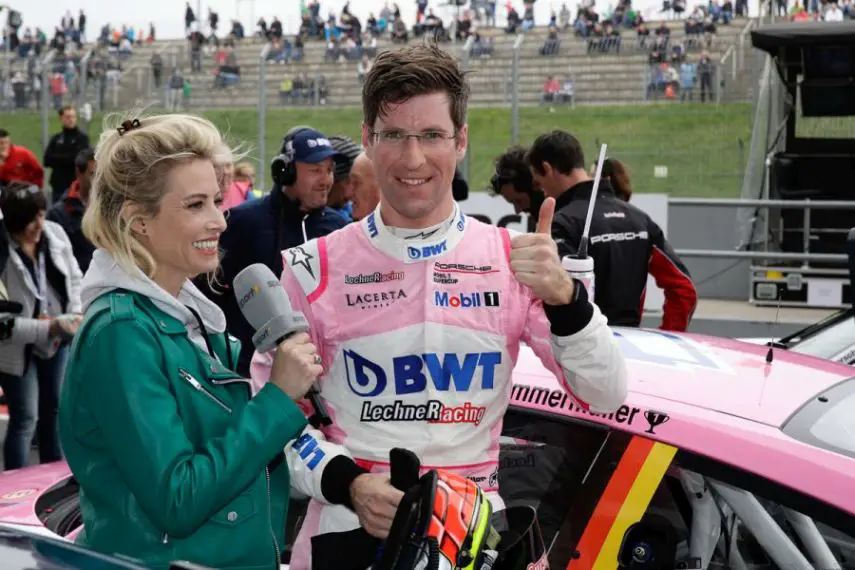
[117,118,142,136]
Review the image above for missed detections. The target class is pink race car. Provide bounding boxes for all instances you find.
[1,327,854,569]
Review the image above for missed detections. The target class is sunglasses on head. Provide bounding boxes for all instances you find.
[3,184,41,200]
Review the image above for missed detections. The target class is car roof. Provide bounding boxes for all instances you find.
[513,327,853,428]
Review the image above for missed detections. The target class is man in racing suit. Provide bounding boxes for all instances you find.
[527,131,698,332]
[251,45,628,570]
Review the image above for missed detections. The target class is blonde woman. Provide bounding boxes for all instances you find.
[58,114,321,569]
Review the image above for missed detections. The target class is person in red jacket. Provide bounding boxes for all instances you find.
[0,129,44,189]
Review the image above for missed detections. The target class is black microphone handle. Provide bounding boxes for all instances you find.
[275,334,332,429]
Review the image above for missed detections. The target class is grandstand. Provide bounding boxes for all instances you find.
[0,10,764,199]
[89,18,756,111]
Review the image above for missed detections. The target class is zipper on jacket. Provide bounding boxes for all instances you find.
[162,533,169,544]
[178,368,232,413]
[265,467,281,566]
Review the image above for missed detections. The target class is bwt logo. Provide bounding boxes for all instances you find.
[344,350,502,397]
[434,291,499,308]
[408,241,447,260]
[237,284,261,310]
[367,213,379,238]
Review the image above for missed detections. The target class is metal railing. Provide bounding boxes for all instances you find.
[40,49,57,152]
[257,41,272,191]
[716,18,758,105]
[458,34,477,182]
[670,198,855,265]
[509,33,525,145]
[76,48,94,110]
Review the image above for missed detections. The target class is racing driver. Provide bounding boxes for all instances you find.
[251,43,628,570]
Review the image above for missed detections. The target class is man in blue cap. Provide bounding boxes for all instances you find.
[197,126,348,375]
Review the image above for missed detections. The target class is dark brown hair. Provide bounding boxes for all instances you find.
[601,158,633,202]
[0,182,47,234]
[526,130,586,176]
[362,43,470,132]
[490,146,535,196]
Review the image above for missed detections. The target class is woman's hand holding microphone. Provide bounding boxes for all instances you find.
[269,332,323,401]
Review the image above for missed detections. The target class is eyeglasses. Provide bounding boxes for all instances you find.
[369,129,458,150]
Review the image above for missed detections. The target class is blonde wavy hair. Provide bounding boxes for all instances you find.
[83,112,233,278]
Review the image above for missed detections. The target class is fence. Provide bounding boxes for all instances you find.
[4,19,760,197]
[468,21,757,198]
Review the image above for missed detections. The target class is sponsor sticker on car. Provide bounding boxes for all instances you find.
[1,489,37,500]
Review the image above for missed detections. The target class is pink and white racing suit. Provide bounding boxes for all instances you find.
[251,202,627,570]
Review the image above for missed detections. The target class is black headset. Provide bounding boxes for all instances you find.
[271,125,313,187]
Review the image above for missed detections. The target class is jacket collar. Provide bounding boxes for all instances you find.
[269,184,331,221]
[67,180,82,201]
[555,179,615,210]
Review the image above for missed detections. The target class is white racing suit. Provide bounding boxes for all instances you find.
[251,202,628,569]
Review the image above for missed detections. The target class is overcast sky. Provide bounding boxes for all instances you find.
[31,0,760,40]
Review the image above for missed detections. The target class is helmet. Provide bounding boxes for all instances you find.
[377,469,500,570]
[376,472,550,570]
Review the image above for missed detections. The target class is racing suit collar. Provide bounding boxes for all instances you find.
[555,179,615,210]
[360,201,467,264]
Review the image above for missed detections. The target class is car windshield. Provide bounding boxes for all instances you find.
[787,310,855,363]
[783,377,855,460]
[808,389,855,456]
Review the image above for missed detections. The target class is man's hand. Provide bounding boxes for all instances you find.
[510,197,575,305]
[349,473,404,539]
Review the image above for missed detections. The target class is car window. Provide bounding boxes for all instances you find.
[788,311,855,363]
[807,390,855,456]
[629,458,855,569]
[783,376,855,460]
[498,409,611,567]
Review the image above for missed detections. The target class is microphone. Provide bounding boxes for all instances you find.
[233,263,332,428]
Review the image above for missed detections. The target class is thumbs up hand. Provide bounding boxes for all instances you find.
[509,197,576,306]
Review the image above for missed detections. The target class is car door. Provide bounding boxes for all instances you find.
[498,407,676,568]
[503,403,855,569]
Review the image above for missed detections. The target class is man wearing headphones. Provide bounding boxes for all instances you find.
[197,126,347,375]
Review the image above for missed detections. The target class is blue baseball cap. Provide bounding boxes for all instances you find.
[284,128,345,164]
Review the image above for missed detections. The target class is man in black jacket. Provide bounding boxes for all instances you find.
[47,148,96,273]
[43,106,90,203]
[526,130,697,331]
[197,126,348,375]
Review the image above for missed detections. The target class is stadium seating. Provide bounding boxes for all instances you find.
[105,19,754,110]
